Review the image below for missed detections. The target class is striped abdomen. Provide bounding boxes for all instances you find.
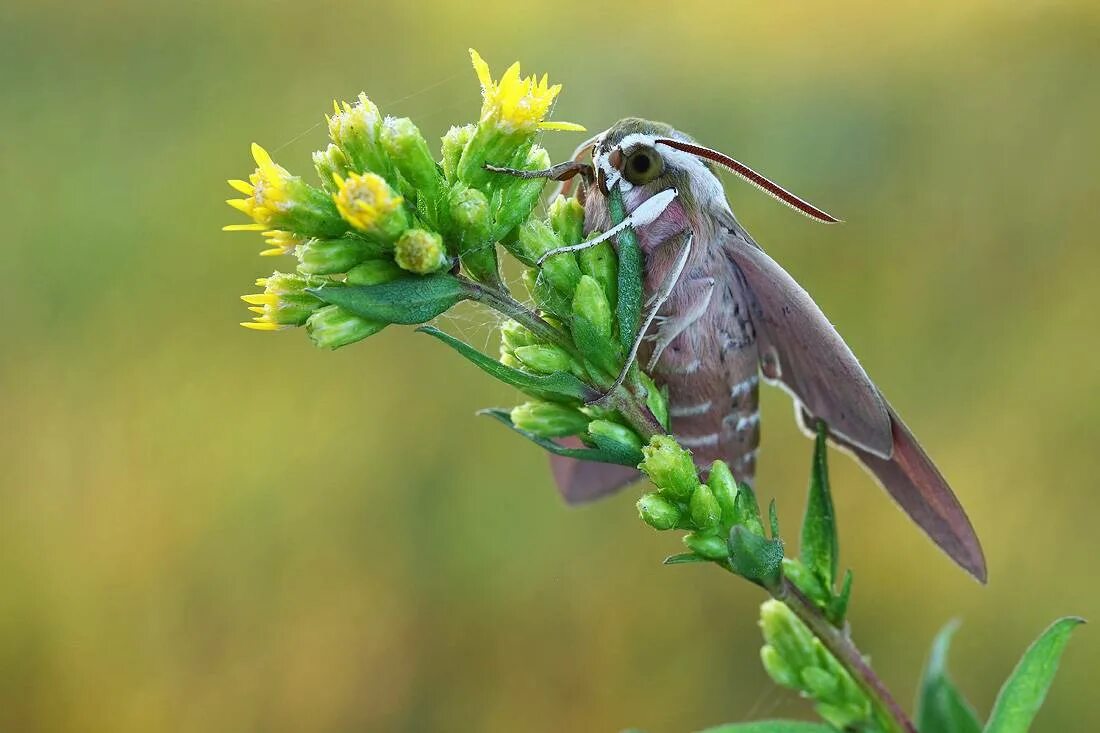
[639,234,761,484]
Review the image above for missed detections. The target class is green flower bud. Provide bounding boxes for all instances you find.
[394,228,447,274]
[759,600,818,673]
[510,401,589,438]
[492,146,552,241]
[690,484,722,531]
[707,460,739,525]
[636,492,681,531]
[587,419,643,452]
[345,258,404,286]
[572,275,612,340]
[381,116,442,204]
[449,185,500,285]
[577,239,618,312]
[441,124,475,182]
[734,481,767,537]
[305,304,384,349]
[312,143,350,194]
[499,319,537,350]
[327,94,393,179]
[499,352,523,370]
[521,268,571,319]
[513,344,574,374]
[517,220,581,297]
[226,144,347,239]
[761,645,801,689]
[781,558,830,609]
[239,270,324,330]
[548,194,585,246]
[639,435,699,500]
[294,237,370,275]
[801,667,838,700]
[683,531,728,560]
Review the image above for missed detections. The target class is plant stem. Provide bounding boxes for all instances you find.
[462,278,576,355]
[774,578,917,733]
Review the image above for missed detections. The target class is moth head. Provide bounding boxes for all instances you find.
[588,117,840,223]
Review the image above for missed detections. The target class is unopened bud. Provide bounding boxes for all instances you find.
[327,93,392,178]
[636,492,680,531]
[312,144,351,194]
[492,146,552,240]
[441,124,475,182]
[394,228,447,274]
[381,116,442,204]
[295,237,370,275]
[587,419,643,452]
[510,401,589,438]
[499,320,537,351]
[517,220,581,297]
[513,344,574,374]
[761,645,801,689]
[548,195,585,246]
[690,484,722,531]
[683,531,728,560]
[640,435,699,500]
[305,304,385,349]
[577,240,618,312]
[346,258,404,286]
[707,460,739,526]
[449,185,499,285]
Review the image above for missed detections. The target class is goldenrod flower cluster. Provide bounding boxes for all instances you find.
[224,50,584,349]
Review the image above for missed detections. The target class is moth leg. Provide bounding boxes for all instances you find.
[590,231,693,406]
[646,277,714,371]
[536,189,679,265]
[484,160,594,183]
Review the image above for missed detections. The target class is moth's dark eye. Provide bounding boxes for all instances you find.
[623,147,663,185]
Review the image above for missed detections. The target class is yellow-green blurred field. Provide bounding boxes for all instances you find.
[2,1,1098,730]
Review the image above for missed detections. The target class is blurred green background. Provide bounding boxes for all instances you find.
[2,1,1098,730]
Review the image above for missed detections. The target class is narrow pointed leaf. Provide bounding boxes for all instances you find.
[916,621,982,733]
[694,722,834,733]
[663,552,710,565]
[480,408,640,466]
[984,617,1084,733]
[309,273,468,324]
[608,186,642,350]
[418,326,596,402]
[827,569,854,625]
[801,420,838,588]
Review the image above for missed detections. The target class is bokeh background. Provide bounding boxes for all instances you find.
[2,1,1098,730]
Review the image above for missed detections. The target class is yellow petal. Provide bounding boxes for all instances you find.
[241,294,278,305]
[240,321,282,331]
[222,223,266,231]
[251,142,274,169]
[469,49,492,90]
[538,121,588,132]
[247,306,266,314]
[227,179,254,194]
[259,248,285,257]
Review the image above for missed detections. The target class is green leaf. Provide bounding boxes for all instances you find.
[479,409,641,466]
[728,525,784,587]
[801,421,838,590]
[607,186,642,351]
[694,721,834,733]
[309,273,468,324]
[984,616,1084,733]
[662,552,709,565]
[827,569,853,625]
[418,326,596,403]
[916,621,982,733]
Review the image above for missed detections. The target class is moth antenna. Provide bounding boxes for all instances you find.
[654,138,841,223]
[556,133,601,198]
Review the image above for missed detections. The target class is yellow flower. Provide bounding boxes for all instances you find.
[239,271,322,331]
[258,229,304,257]
[469,49,585,134]
[332,171,408,239]
[225,143,294,229]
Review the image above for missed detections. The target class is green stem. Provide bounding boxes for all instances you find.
[773,578,917,733]
[462,277,576,356]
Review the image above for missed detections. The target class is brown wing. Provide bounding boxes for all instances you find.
[548,439,641,504]
[797,405,987,582]
[725,232,893,458]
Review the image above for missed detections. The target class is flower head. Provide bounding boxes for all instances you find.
[225,143,296,230]
[240,271,323,331]
[469,49,585,134]
[327,93,392,177]
[332,171,408,240]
